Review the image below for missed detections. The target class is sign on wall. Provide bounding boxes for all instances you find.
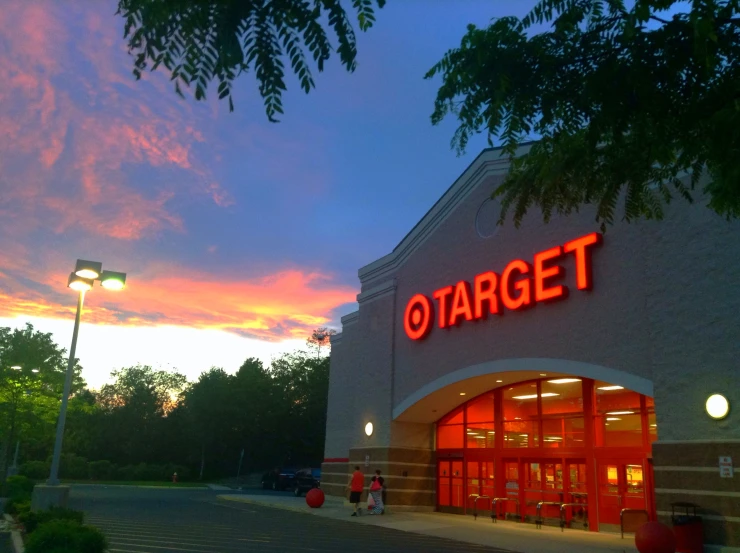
[403,232,604,340]
[719,456,733,478]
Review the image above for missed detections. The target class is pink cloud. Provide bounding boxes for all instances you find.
[0,0,234,242]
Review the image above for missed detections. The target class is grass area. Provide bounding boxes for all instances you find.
[60,480,210,488]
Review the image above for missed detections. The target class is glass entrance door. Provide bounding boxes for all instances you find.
[466,461,494,510]
[598,460,647,527]
[438,460,464,511]
[522,461,564,520]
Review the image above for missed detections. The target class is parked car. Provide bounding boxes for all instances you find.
[261,468,297,491]
[293,468,321,497]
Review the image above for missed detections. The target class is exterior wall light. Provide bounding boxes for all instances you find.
[365,422,374,436]
[706,394,730,420]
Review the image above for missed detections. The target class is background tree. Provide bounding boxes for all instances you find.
[0,324,83,483]
[117,0,386,119]
[307,327,336,359]
[426,0,740,230]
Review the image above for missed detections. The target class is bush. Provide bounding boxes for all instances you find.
[24,520,107,553]
[58,454,89,480]
[4,497,31,516]
[19,460,50,480]
[88,460,115,481]
[132,462,162,481]
[5,475,34,498]
[19,507,84,534]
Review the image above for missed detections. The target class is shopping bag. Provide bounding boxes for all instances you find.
[368,494,376,509]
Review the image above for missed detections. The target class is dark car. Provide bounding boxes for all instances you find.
[261,468,297,491]
[293,468,321,496]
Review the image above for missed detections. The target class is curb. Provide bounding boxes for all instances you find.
[68,483,209,490]
[3,514,24,553]
[217,495,313,515]
[216,495,345,515]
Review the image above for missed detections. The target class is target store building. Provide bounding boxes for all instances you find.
[321,145,740,550]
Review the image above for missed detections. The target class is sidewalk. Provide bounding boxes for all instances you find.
[217,493,639,553]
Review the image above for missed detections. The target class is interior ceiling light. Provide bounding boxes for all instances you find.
[512,393,559,400]
[540,373,547,376]
[606,417,621,421]
[548,378,581,384]
[606,411,634,415]
[496,379,503,383]
[598,385,625,391]
[10,365,21,370]
[459,392,466,396]
[650,424,657,427]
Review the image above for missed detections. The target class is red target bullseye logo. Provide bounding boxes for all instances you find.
[404,294,433,340]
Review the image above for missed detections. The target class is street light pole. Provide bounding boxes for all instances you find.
[47,290,85,486]
[32,259,126,510]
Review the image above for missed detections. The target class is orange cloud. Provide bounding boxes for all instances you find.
[0,265,356,342]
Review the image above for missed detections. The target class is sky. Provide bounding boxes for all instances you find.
[0,0,540,389]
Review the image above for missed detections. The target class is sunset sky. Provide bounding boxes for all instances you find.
[0,1,536,389]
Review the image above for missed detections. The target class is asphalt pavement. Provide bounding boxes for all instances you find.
[70,486,516,553]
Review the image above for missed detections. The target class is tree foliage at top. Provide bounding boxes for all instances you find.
[426,0,740,230]
[117,0,386,120]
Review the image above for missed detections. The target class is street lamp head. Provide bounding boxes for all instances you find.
[31,368,39,373]
[74,259,102,280]
[100,270,126,290]
[68,272,93,292]
[10,365,21,370]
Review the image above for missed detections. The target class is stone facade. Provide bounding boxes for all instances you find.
[324,145,740,548]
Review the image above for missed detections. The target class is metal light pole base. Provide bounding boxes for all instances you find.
[31,485,69,511]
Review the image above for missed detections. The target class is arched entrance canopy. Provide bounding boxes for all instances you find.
[393,358,653,423]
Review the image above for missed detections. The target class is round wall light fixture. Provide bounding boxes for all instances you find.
[705,394,730,420]
[364,422,374,437]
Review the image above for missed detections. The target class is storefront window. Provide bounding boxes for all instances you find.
[542,417,585,448]
[648,412,658,443]
[503,420,538,448]
[541,379,583,416]
[594,382,643,447]
[438,424,464,449]
[502,383,540,420]
[466,392,494,423]
[467,423,495,448]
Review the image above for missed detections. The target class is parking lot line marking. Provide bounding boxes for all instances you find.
[89,522,271,539]
[103,530,270,545]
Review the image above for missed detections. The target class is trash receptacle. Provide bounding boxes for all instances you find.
[671,502,703,553]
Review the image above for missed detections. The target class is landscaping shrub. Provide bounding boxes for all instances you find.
[4,475,34,498]
[19,506,85,534]
[24,520,107,553]
[115,464,137,481]
[58,454,89,480]
[19,460,49,480]
[133,462,161,481]
[4,497,31,516]
[88,460,115,480]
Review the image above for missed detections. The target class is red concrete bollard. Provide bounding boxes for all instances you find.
[305,488,325,509]
[635,521,676,553]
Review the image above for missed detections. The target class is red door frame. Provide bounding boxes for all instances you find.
[434,376,655,532]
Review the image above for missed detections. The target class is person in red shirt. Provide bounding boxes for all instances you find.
[347,466,364,516]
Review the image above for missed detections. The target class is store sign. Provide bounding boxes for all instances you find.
[719,456,733,478]
[403,232,603,340]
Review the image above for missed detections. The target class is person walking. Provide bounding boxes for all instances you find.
[368,470,384,515]
[375,469,387,514]
[348,466,364,517]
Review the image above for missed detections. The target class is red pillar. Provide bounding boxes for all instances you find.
[582,378,599,532]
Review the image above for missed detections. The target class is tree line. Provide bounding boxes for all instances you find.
[0,323,332,483]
